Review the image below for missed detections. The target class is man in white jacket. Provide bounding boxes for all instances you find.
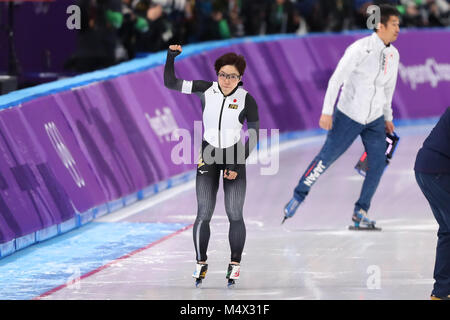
[283,4,401,229]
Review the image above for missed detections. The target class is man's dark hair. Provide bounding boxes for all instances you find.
[214,53,246,76]
[376,4,401,31]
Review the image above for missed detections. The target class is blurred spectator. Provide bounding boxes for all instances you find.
[353,0,374,29]
[295,0,320,31]
[193,0,233,41]
[152,0,189,44]
[426,0,449,26]
[65,0,125,73]
[135,2,174,52]
[402,0,426,27]
[324,0,354,32]
[265,0,300,34]
[228,0,246,37]
[190,0,213,41]
[66,0,449,72]
[189,0,247,41]
[241,0,269,35]
[119,0,151,59]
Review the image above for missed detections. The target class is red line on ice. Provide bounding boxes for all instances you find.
[34,224,193,300]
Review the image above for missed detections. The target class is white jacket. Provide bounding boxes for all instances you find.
[322,32,400,124]
[201,82,249,149]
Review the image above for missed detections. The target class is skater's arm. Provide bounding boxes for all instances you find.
[223,121,259,179]
[319,114,333,130]
[224,94,259,180]
[322,43,363,116]
[244,93,260,160]
[164,45,212,94]
[383,51,399,123]
[164,46,183,91]
[245,121,260,159]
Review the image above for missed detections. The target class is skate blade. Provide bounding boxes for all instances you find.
[348,225,382,231]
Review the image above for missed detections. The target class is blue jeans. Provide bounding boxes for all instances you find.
[415,171,450,297]
[293,109,386,212]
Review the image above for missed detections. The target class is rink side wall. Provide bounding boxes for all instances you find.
[0,29,449,258]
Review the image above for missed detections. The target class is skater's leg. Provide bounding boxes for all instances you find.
[223,165,246,264]
[354,116,386,213]
[293,109,363,201]
[193,169,220,262]
[415,172,450,298]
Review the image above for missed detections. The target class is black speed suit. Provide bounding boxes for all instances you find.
[164,49,259,263]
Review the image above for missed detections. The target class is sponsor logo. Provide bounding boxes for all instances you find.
[303,160,326,187]
[198,155,205,168]
[45,122,85,188]
[146,107,180,143]
[398,58,450,90]
[198,170,208,175]
[228,104,238,109]
[382,52,394,74]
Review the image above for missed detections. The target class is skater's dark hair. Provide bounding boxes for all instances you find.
[374,4,400,31]
[214,53,246,76]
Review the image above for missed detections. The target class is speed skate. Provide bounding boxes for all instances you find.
[226,263,240,288]
[349,209,382,231]
[348,222,382,231]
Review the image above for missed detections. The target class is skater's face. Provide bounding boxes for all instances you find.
[377,15,400,44]
[217,65,241,96]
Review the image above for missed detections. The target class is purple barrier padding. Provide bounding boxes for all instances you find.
[0,30,448,245]
[391,31,450,119]
[22,94,107,213]
[63,83,151,200]
[116,70,196,175]
[0,108,60,240]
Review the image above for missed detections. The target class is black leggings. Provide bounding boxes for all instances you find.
[193,152,247,263]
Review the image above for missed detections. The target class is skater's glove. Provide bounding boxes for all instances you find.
[224,165,238,180]
[168,49,181,57]
[168,45,182,57]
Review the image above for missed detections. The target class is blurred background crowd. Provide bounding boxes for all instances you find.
[65,0,449,72]
[0,0,448,91]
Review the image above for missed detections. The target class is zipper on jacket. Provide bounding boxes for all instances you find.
[218,97,226,148]
[368,47,387,123]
